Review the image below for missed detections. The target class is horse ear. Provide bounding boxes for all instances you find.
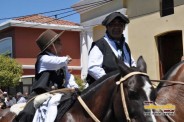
[136,56,147,73]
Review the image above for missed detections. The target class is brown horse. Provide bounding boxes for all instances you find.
[0,108,15,122]
[155,60,184,122]
[1,56,157,122]
[59,56,157,122]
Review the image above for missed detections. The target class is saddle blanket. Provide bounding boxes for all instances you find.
[33,93,63,122]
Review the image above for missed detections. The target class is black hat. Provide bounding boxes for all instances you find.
[102,12,129,26]
[36,29,64,53]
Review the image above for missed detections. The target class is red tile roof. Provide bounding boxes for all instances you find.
[14,14,80,26]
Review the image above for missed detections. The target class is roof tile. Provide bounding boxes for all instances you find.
[14,14,80,26]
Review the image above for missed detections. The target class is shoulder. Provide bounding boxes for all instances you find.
[92,38,108,50]
[88,38,104,53]
[40,54,58,61]
[39,55,50,62]
[19,97,26,101]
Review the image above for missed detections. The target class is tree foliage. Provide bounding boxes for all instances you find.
[0,55,23,87]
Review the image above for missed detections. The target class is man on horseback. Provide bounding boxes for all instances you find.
[29,29,79,97]
[87,12,136,84]
[13,29,79,122]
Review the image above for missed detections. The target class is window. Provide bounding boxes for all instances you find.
[160,0,174,17]
[0,37,13,57]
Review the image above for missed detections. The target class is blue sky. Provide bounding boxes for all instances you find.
[0,0,80,24]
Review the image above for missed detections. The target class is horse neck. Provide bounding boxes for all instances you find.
[157,61,184,91]
[84,74,119,116]
[68,72,120,121]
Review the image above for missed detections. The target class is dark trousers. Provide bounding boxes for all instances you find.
[13,101,35,122]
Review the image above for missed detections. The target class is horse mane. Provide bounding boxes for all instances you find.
[157,60,184,90]
[163,60,184,80]
[81,70,121,97]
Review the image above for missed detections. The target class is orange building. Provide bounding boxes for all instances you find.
[0,14,83,94]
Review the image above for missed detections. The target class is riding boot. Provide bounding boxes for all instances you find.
[12,100,35,122]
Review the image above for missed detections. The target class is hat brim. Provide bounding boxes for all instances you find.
[40,31,65,53]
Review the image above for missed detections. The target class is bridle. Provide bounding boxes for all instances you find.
[116,71,149,122]
[151,79,184,85]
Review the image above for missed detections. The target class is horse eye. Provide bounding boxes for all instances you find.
[128,91,139,99]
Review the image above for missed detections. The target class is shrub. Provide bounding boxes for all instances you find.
[0,55,23,87]
[74,75,86,91]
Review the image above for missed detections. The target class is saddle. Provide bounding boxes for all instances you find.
[12,88,79,122]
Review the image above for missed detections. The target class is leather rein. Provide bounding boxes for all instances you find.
[151,79,184,85]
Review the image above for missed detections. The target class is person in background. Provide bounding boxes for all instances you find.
[24,92,29,100]
[12,95,17,104]
[3,92,8,102]
[0,97,6,109]
[29,29,79,98]
[16,92,27,104]
[5,96,14,107]
[87,12,136,84]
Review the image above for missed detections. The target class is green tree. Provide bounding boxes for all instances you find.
[0,55,23,87]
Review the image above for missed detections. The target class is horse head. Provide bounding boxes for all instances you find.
[112,56,157,122]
